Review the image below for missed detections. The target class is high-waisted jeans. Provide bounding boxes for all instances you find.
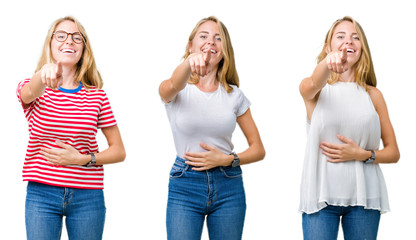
[166,156,246,240]
[25,181,106,240]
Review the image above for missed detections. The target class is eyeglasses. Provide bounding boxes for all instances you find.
[53,31,84,44]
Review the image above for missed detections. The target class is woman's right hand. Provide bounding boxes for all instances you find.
[40,62,63,89]
[187,51,211,77]
[326,48,348,73]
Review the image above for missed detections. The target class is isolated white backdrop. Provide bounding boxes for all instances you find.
[1,0,414,239]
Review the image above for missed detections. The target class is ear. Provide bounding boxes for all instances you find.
[187,42,192,53]
[324,43,330,54]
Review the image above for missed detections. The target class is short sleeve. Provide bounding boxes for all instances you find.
[235,88,251,117]
[97,91,117,129]
[16,79,35,115]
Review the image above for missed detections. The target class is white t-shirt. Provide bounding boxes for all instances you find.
[165,83,251,158]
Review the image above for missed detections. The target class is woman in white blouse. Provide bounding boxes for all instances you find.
[159,16,265,240]
[299,16,400,239]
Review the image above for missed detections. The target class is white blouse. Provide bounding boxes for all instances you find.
[299,82,389,214]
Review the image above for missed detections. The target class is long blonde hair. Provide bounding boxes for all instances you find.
[183,16,239,93]
[35,16,103,89]
[317,16,377,89]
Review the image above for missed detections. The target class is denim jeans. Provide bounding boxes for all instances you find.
[302,205,381,240]
[166,156,246,240]
[25,181,106,240]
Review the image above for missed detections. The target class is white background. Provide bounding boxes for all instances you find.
[1,0,414,239]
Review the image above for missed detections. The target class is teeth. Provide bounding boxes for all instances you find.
[62,49,75,53]
[202,49,216,54]
[347,49,354,53]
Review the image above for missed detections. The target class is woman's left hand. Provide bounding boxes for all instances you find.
[320,134,368,163]
[40,140,88,166]
[184,143,233,171]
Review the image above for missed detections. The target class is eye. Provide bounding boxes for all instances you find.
[200,34,207,39]
[73,34,83,42]
[337,35,344,39]
[56,34,66,40]
[353,36,360,40]
[216,37,221,41]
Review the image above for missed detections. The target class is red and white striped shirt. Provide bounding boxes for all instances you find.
[17,79,117,189]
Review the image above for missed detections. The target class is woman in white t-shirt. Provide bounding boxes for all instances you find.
[299,16,400,239]
[159,16,265,240]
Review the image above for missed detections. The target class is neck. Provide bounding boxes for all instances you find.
[60,65,78,89]
[339,68,355,83]
[196,67,219,92]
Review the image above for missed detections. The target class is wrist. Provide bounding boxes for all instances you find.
[359,149,372,162]
[229,152,240,167]
[364,150,375,164]
[78,154,89,166]
[225,154,234,166]
[83,153,96,166]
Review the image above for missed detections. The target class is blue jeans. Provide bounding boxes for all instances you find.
[166,157,246,240]
[302,205,381,240]
[25,181,106,240]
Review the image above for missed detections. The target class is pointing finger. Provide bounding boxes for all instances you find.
[340,47,347,63]
[204,50,211,64]
[56,61,63,75]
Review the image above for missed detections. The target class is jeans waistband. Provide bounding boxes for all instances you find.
[175,156,234,173]
[175,156,187,164]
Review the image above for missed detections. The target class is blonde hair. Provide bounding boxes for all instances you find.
[35,16,103,89]
[183,16,239,93]
[317,16,377,89]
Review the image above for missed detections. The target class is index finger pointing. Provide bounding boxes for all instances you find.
[204,50,211,64]
[56,61,63,75]
[340,48,347,63]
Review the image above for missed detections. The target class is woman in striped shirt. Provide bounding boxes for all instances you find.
[17,16,125,240]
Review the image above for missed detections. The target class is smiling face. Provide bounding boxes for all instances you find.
[51,20,84,68]
[188,21,223,68]
[329,21,362,68]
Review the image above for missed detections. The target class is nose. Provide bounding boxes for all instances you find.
[65,35,75,44]
[344,37,352,45]
[206,36,215,45]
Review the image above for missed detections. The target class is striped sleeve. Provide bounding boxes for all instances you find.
[16,79,35,117]
[97,91,117,128]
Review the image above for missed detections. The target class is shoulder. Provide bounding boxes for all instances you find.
[367,86,387,111]
[83,86,107,94]
[81,87,111,100]
[367,85,383,98]
[228,84,244,95]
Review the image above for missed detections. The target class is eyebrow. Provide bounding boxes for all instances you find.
[335,31,358,35]
[198,31,220,36]
[55,30,81,34]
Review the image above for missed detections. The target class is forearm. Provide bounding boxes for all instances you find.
[95,125,126,165]
[300,60,330,100]
[159,60,192,103]
[353,145,399,164]
[20,71,46,105]
[373,147,400,164]
[69,147,125,166]
[237,142,266,166]
[94,144,126,165]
